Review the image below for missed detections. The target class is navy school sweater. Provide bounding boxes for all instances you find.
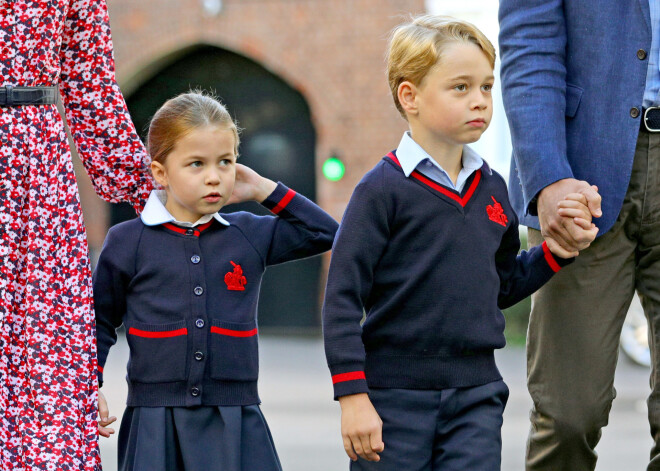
[322,152,572,399]
[94,183,338,407]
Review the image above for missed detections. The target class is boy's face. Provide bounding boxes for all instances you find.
[411,41,494,146]
[151,125,237,223]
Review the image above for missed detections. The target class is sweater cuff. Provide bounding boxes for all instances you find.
[261,182,296,215]
[330,367,370,400]
[541,241,574,272]
[97,365,104,388]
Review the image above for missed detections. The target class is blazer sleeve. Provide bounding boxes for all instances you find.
[259,183,339,265]
[59,0,153,213]
[495,210,573,309]
[93,224,139,386]
[498,0,574,215]
[322,168,391,399]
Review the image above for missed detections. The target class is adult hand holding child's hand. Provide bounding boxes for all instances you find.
[538,179,601,258]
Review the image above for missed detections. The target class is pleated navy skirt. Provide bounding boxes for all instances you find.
[117,405,282,471]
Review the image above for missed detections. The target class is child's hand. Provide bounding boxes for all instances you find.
[226,164,277,205]
[557,192,594,226]
[552,192,599,256]
[338,393,384,462]
[98,390,117,438]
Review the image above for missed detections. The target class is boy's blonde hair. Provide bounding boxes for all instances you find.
[387,15,496,119]
[147,90,240,164]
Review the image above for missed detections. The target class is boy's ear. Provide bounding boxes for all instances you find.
[398,81,418,116]
[151,161,168,188]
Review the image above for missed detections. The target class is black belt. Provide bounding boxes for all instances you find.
[642,106,660,132]
[0,86,57,106]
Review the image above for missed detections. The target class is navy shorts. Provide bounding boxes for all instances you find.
[351,380,509,471]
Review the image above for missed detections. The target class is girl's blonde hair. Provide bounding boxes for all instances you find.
[387,15,496,119]
[147,90,240,164]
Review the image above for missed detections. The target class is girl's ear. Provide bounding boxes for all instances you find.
[398,80,418,116]
[151,161,168,188]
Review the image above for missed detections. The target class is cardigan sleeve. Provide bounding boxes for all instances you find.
[499,0,573,214]
[92,223,139,386]
[495,209,573,309]
[59,0,153,213]
[260,183,338,265]
[322,168,391,399]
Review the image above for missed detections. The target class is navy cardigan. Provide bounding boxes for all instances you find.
[323,153,572,399]
[94,183,338,407]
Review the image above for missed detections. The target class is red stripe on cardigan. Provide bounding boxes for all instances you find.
[128,327,188,338]
[210,326,258,337]
[332,371,366,384]
[387,152,482,207]
[541,241,562,273]
[163,221,213,236]
[271,189,296,214]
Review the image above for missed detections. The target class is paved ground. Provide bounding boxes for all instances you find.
[99,334,653,470]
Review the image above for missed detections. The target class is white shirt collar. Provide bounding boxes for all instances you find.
[395,131,483,177]
[140,190,230,227]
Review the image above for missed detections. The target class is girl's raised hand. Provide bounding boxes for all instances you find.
[98,390,117,438]
[226,164,277,205]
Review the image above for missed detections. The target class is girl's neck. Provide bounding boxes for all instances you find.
[408,128,463,185]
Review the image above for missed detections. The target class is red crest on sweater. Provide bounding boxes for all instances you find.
[486,196,508,227]
[224,261,247,291]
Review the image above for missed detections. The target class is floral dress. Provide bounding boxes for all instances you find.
[0,0,152,469]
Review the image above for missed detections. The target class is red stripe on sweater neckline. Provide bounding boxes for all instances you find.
[163,220,213,236]
[387,152,482,207]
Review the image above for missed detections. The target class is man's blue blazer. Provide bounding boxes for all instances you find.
[499,0,651,234]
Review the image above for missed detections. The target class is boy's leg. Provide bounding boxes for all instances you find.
[432,380,509,471]
[525,219,637,470]
[350,388,438,471]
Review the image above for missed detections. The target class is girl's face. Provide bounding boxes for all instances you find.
[151,125,237,223]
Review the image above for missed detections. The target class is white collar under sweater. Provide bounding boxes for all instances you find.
[140,190,230,227]
[396,131,484,192]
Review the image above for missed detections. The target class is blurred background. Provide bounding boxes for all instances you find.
[67,0,653,469]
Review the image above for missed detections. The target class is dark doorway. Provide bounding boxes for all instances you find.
[118,45,320,330]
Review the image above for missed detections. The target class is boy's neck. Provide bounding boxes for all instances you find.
[408,127,463,185]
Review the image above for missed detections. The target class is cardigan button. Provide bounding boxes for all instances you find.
[194,286,204,296]
[195,319,205,328]
[194,351,204,361]
[190,387,200,397]
[191,255,201,264]
[185,228,194,236]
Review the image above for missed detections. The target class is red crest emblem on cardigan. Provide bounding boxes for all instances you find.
[224,261,247,291]
[486,196,508,226]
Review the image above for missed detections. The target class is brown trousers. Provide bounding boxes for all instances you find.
[526,130,660,471]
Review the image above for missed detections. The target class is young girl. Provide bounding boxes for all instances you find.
[93,91,338,471]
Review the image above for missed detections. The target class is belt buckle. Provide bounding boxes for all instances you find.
[644,106,660,132]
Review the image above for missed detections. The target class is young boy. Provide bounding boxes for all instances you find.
[322,15,599,470]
